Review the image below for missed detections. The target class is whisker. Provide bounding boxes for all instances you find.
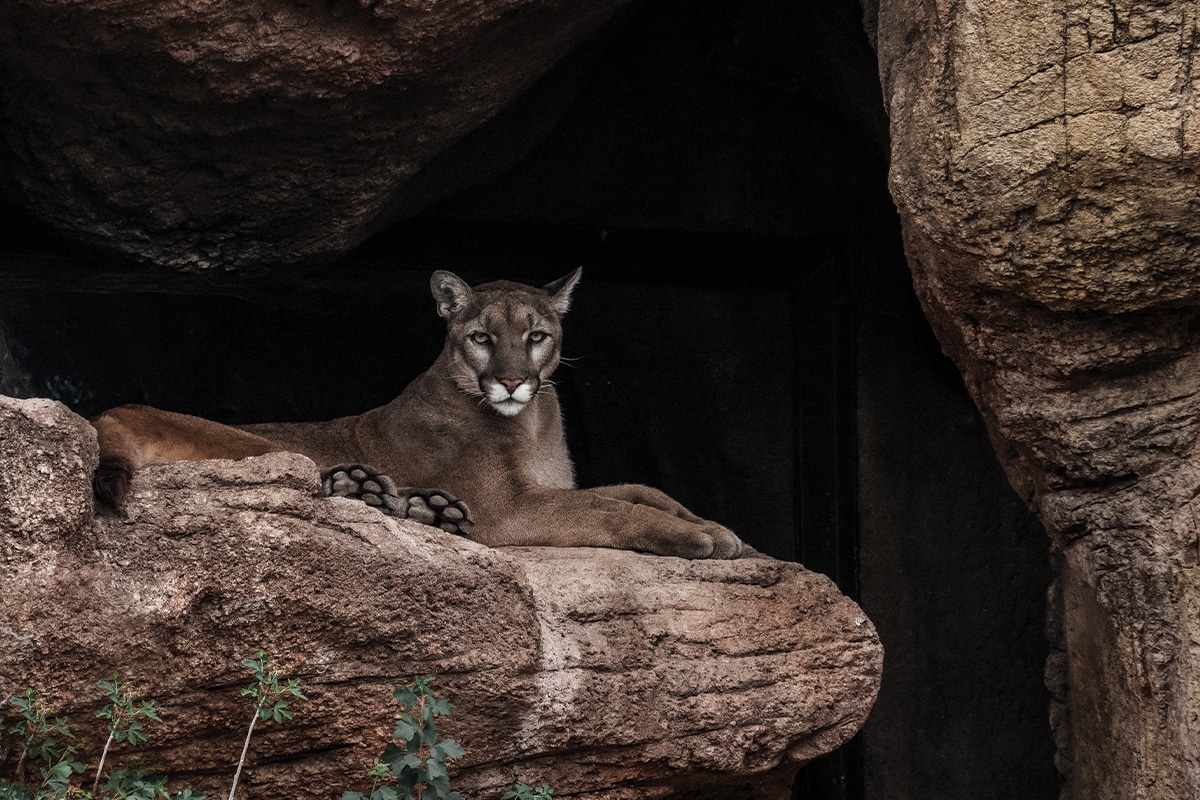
[453,374,485,398]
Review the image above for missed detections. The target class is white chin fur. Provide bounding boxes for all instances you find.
[491,399,527,416]
[486,381,535,415]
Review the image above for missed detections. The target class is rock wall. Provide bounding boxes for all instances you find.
[0,0,632,271]
[0,395,882,799]
[873,0,1200,797]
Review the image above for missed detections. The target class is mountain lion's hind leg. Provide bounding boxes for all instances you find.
[321,464,472,536]
[91,404,278,512]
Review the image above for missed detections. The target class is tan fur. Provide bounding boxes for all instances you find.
[89,270,745,559]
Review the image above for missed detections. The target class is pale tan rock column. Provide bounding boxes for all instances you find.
[873,0,1200,796]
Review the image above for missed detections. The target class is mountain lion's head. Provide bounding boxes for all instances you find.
[432,268,582,417]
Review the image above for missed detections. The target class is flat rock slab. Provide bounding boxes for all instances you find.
[0,395,881,798]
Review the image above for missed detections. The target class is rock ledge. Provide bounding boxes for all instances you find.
[0,395,881,799]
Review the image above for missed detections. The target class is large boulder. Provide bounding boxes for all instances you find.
[873,0,1200,797]
[0,395,881,798]
[0,0,631,271]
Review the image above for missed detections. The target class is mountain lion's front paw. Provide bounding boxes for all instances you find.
[321,465,472,536]
[657,521,746,559]
[701,522,745,559]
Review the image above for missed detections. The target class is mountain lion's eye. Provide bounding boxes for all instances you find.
[528,331,548,344]
[469,332,491,346]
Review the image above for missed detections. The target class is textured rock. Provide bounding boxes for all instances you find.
[0,395,97,543]
[874,0,1200,797]
[0,395,881,799]
[0,0,631,271]
[875,0,1200,314]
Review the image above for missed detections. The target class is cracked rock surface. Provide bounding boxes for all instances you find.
[875,0,1200,313]
[872,1,1200,797]
[0,395,881,799]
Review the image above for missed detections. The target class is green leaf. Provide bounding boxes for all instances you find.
[393,770,418,794]
[426,769,451,797]
[433,739,465,761]
[393,719,417,742]
[380,742,406,773]
[0,779,35,800]
[425,760,447,782]
[417,721,439,746]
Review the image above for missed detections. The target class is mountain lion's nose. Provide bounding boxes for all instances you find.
[499,378,524,392]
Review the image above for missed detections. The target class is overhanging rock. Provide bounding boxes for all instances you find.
[0,395,881,799]
[0,0,633,271]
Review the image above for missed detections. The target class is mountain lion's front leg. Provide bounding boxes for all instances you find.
[589,484,712,524]
[480,487,745,559]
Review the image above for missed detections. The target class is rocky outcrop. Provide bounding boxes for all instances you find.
[0,0,631,272]
[873,1,1200,797]
[0,395,881,799]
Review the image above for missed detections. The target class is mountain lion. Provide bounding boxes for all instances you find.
[90,269,746,559]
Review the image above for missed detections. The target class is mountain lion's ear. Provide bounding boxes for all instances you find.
[431,271,474,319]
[543,267,582,316]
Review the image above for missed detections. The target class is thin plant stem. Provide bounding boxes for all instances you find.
[93,729,116,795]
[227,708,260,800]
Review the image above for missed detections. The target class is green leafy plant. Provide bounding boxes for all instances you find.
[227,651,307,800]
[1,681,200,800]
[0,758,84,800]
[2,688,80,789]
[340,762,397,800]
[101,768,204,800]
[93,674,163,795]
[342,678,464,800]
[501,785,554,800]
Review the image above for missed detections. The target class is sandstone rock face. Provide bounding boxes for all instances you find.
[875,0,1200,314]
[0,0,630,271]
[874,1,1200,797]
[0,395,881,799]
